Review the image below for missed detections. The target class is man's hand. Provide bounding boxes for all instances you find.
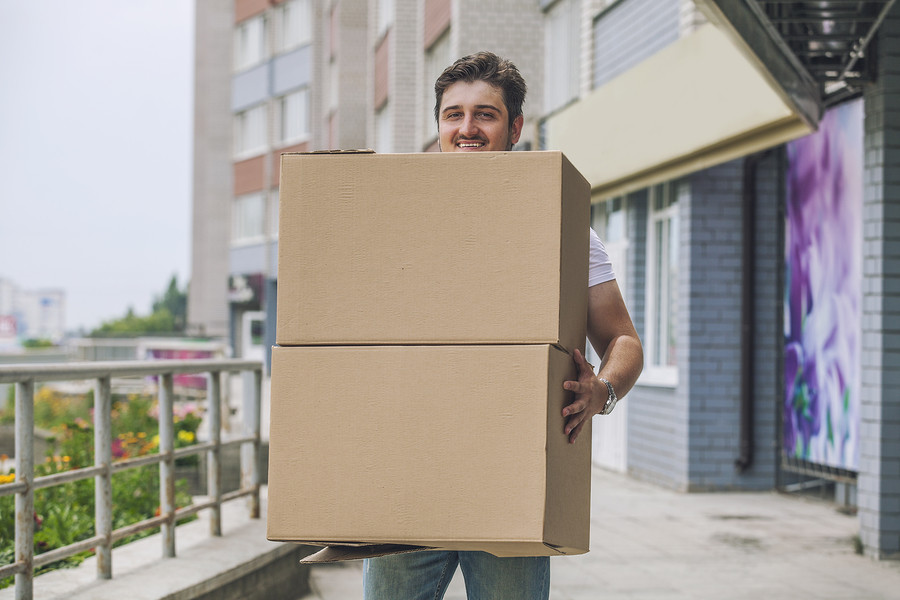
[562,348,605,444]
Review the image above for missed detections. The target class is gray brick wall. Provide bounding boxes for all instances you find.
[858,2,900,559]
[680,157,780,491]
[625,156,781,492]
[751,151,782,487]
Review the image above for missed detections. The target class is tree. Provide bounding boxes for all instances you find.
[152,275,187,331]
[90,276,188,337]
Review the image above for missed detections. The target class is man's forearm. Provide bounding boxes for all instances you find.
[594,333,644,399]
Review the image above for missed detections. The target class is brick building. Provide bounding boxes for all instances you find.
[541,0,900,560]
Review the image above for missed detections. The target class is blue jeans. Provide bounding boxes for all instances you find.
[363,550,550,600]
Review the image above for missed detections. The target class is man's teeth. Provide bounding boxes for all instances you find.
[459,142,484,147]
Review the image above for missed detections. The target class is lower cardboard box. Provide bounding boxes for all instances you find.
[267,344,592,559]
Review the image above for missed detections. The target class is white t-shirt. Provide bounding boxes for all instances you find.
[589,228,615,287]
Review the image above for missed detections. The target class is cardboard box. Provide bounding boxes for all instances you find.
[266,344,591,557]
[276,151,590,353]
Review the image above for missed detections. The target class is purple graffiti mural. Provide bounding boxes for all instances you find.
[784,99,862,471]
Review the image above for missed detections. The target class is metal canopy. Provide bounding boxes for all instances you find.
[700,0,898,107]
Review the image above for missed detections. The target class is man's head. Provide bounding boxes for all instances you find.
[434,51,526,152]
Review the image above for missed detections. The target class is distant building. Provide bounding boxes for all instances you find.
[0,277,66,344]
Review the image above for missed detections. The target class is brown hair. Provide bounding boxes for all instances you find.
[434,51,527,129]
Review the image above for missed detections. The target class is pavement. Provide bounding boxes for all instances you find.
[6,466,900,599]
[304,466,900,600]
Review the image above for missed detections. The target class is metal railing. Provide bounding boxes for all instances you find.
[0,359,263,600]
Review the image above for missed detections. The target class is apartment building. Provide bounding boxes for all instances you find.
[190,0,545,361]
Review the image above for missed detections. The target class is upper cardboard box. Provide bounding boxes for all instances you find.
[276,151,590,352]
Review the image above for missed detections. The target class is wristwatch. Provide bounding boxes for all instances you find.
[598,378,618,415]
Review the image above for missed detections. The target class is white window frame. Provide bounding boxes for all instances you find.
[234,14,268,72]
[270,189,280,240]
[234,103,268,158]
[275,0,312,53]
[543,0,581,114]
[587,197,630,366]
[643,182,683,386]
[278,88,310,146]
[232,192,267,245]
[377,0,394,38]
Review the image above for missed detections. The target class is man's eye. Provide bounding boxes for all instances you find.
[477,112,496,119]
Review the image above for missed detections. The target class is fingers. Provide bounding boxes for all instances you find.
[563,379,585,394]
[566,415,587,444]
[572,348,592,373]
[563,348,594,443]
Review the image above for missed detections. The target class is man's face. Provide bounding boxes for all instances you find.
[438,80,523,152]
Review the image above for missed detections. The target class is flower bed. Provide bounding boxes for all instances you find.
[0,386,201,589]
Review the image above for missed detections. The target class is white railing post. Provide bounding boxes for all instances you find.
[94,376,113,579]
[207,371,222,536]
[14,380,34,600]
[158,373,176,558]
[250,368,262,519]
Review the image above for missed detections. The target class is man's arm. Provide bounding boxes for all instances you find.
[562,279,644,443]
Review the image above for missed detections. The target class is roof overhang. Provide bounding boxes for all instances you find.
[544,20,819,199]
[695,0,824,127]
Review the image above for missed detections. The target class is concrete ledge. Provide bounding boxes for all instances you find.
[0,486,312,600]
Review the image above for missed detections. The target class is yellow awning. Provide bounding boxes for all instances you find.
[543,22,816,200]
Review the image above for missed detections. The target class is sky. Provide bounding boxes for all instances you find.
[0,1,196,333]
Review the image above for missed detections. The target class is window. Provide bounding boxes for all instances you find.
[544,0,580,114]
[234,14,267,72]
[276,0,312,53]
[279,88,310,145]
[587,198,630,368]
[375,103,392,153]
[424,30,450,144]
[234,104,267,157]
[270,189,280,239]
[233,192,266,243]
[644,182,683,383]
[377,0,394,38]
[327,60,339,111]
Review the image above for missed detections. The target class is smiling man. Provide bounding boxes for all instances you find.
[362,52,643,600]
[435,54,525,153]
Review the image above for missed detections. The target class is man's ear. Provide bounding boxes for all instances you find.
[509,114,524,145]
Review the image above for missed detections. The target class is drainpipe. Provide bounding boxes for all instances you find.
[736,150,771,473]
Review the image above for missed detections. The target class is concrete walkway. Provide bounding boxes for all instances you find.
[305,467,900,600]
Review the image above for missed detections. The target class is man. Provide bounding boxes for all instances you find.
[363,51,644,600]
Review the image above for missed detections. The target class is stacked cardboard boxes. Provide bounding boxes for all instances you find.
[267,151,593,558]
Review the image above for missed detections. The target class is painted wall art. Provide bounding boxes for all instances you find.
[784,98,863,471]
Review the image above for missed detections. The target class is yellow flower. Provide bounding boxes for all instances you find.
[0,473,15,484]
[177,430,195,444]
[62,456,71,463]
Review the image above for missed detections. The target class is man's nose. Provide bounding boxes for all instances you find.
[460,114,478,136]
